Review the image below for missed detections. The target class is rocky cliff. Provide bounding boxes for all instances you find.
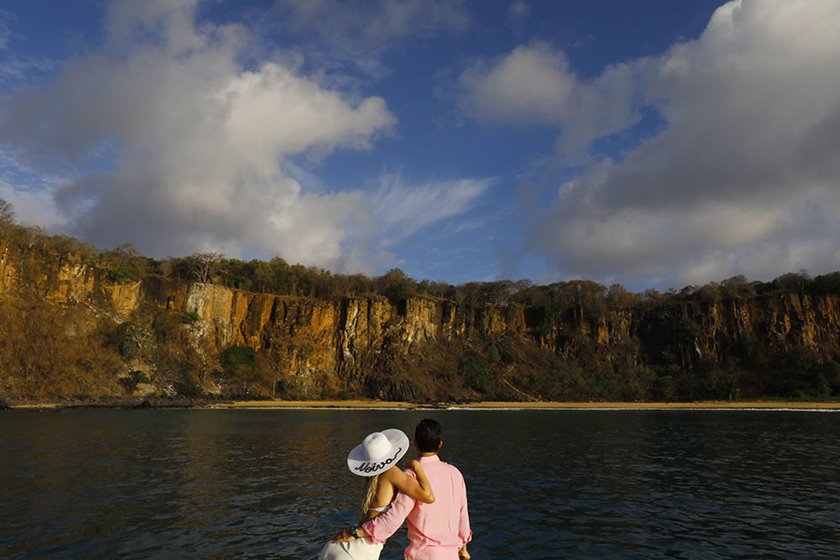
[1,240,838,402]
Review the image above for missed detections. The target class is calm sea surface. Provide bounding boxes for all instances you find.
[1,408,838,559]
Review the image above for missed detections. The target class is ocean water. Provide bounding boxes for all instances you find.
[1,408,838,559]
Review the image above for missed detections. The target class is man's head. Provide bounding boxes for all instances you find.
[414,418,443,453]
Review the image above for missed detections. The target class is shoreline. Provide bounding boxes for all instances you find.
[211,399,840,410]
[7,399,840,411]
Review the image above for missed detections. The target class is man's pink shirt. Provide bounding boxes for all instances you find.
[362,455,472,560]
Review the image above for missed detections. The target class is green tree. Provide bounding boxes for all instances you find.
[719,275,754,299]
[376,268,417,303]
[811,272,840,295]
[773,271,811,295]
[607,284,638,308]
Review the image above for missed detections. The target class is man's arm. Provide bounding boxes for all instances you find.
[360,486,415,544]
[458,472,472,546]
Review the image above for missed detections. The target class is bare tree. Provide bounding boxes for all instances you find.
[0,199,15,231]
[186,252,223,283]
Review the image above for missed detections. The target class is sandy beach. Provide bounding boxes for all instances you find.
[207,399,840,410]
[6,399,839,410]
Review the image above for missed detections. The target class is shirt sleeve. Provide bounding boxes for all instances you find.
[361,486,415,544]
[458,473,472,545]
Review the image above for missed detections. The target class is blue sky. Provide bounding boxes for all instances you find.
[0,0,839,291]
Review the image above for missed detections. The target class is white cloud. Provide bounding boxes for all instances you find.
[0,0,399,270]
[459,42,574,124]
[273,0,470,78]
[0,183,63,231]
[457,42,641,154]
[0,149,64,229]
[0,0,491,275]
[369,173,495,246]
[506,0,840,288]
[275,0,469,45]
[0,10,58,90]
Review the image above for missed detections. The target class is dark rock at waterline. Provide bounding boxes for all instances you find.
[132,399,154,409]
[0,398,9,410]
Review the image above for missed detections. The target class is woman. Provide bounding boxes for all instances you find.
[318,429,435,560]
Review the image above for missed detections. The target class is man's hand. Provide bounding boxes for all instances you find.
[408,459,421,472]
[459,544,471,559]
[332,526,372,543]
[331,528,356,543]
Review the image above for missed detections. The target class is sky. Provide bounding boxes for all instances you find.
[0,0,838,291]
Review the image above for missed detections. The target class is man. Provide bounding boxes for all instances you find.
[353,419,472,559]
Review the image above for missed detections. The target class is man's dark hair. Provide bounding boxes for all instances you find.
[415,419,443,453]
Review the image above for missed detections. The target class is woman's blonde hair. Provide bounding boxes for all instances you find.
[357,474,380,524]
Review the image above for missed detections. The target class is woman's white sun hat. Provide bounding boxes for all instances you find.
[347,429,410,477]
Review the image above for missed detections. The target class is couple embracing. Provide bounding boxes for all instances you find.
[318,419,472,560]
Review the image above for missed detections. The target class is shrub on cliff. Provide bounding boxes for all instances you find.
[462,352,493,394]
[101,244,148,283]
[811,272,840,295]
[761,353,840,399]
[118,370,150,393]
[108,265,141,283]
[114,323,154,359]
[375,268,417,304]
[0,299,123,400]
[297,344,314,361]
[220,345,256,374]
[181,310,200,324]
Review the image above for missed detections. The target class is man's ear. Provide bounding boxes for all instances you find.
[438,440,443,450]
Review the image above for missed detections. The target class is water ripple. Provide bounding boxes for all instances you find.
[1,409,838,559]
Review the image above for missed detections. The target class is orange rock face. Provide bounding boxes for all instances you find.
[1,239,839,401]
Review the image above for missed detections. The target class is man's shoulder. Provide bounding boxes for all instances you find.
[437,459,466,480]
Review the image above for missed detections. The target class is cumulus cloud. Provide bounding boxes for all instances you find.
[457,41,641,154]
[0,0,473,274]
[0,0,491,274]
[464,0,840,288]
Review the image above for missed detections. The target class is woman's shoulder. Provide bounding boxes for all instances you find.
[380,465,403,482]
[389,464,408,474]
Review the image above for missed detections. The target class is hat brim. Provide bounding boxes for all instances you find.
[347,429,410,477]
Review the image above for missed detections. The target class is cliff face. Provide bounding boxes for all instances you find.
[1,242,839,401]
[632,294,840,368]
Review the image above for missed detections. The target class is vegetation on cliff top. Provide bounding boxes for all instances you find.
[2,198,839,308]
[1,199,839,404]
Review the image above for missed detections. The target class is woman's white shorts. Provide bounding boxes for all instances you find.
[318,538,384,560]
